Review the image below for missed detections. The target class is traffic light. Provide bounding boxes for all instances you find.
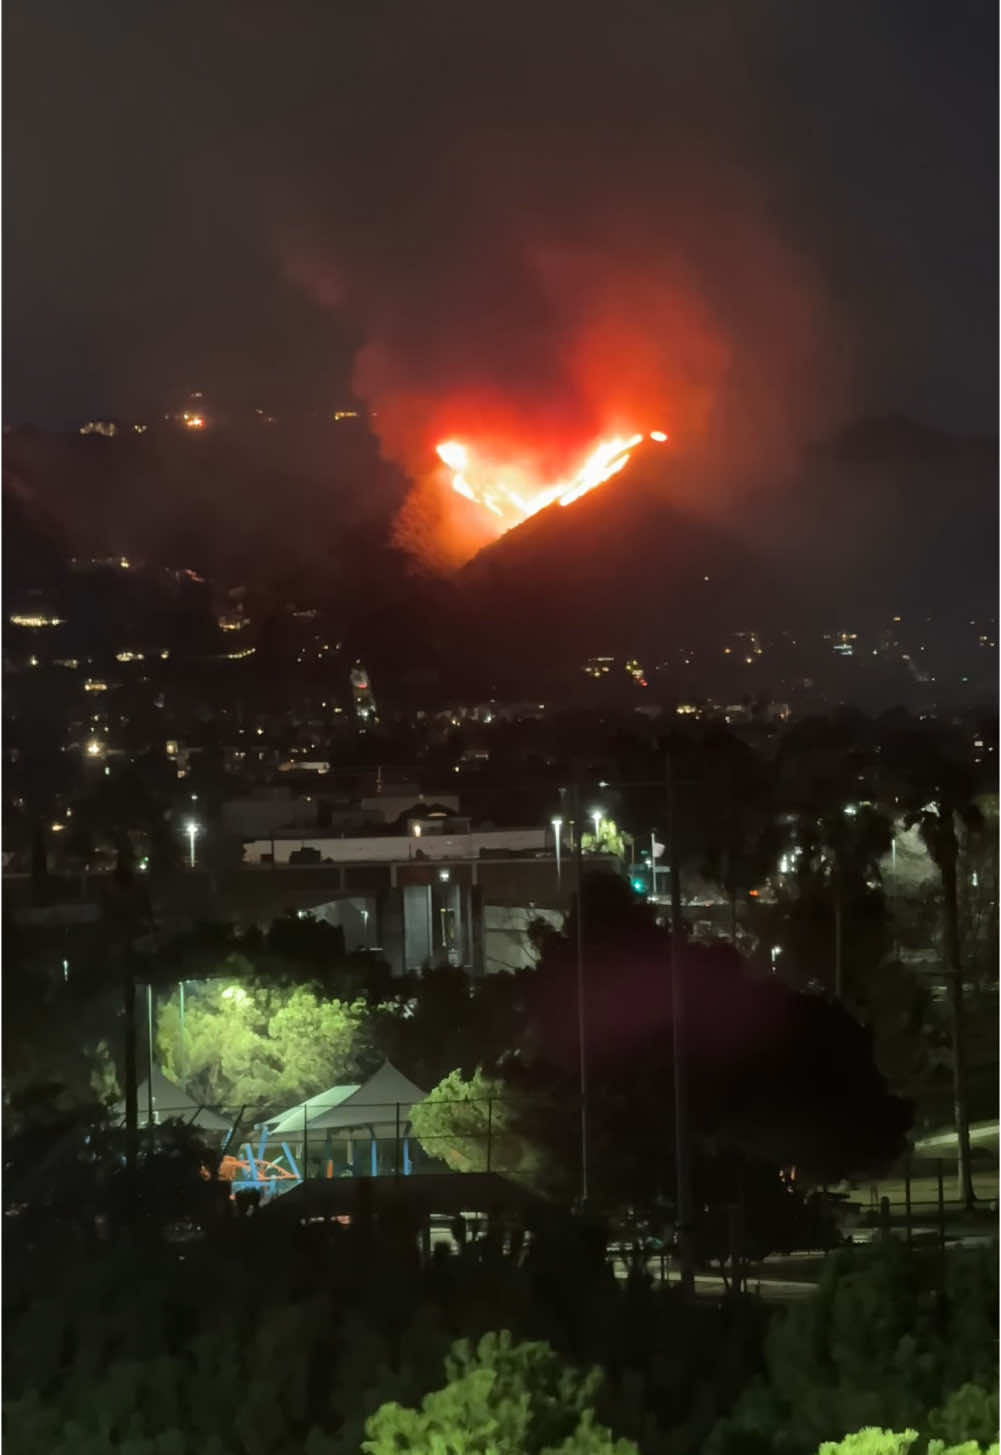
[630,867,650,896]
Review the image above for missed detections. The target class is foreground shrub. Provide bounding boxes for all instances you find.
[363,1331,639,1454]
[815,1429,998,1455]
[708,1242,998,1455]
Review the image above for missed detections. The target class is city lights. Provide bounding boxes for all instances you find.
[9,613,63,628]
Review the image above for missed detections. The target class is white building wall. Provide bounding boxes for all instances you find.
[242,828,547,865]
[483,905,563,974]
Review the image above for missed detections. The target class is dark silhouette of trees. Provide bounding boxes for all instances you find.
[876,720,987,1208]
[694,727,783,946]
[774,714,893,999]
[517,872,910,1209]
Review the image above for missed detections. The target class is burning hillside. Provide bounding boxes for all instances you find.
[435,430,668,533]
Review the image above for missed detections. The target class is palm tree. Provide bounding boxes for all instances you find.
[775,714,891,999]
[879,719,985,1208]
[697,728,781,947]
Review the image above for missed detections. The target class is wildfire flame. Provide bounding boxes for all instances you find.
[435,430,667,530]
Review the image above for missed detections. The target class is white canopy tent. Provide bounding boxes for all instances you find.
[266,1061,428,1177]
[112,1064,232,1132]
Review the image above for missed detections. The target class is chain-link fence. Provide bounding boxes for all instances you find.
[124,1100,999,1227]
[125,1094,549,1185]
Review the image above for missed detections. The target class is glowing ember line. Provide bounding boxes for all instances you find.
[436,429,663,530]
[557,434,643,507]
[437,441,468,470]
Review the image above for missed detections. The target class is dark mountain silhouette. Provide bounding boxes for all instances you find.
[350,418,996,699]
[1,422,409,601]
[455,440,791,671]
[5,416,995,705]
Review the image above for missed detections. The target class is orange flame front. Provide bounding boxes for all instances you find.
[435,430,667,530]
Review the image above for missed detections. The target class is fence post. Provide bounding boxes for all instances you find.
[485,1097,493,1173]
[879,1195,892,1242]
[904,1155,912,1249]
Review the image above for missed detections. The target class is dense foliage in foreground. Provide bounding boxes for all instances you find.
[3,1217,996,1455]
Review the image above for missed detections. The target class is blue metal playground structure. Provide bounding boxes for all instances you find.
[119,1061,429,1205]
[221,1060,427,1204]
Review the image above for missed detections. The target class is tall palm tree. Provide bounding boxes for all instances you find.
[775,714,891,999]
[697,728,781,947]
[879,720,985,1208]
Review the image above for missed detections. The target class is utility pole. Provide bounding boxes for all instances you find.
[666,754,695,1297]
[123,955,138,1227]
[146,983,156,1139]
[573,784,589,1206]
[594,751,697,1295]
[833,872,844,999]
[179,981,186,1080]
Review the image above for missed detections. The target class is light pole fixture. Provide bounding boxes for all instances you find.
[590,809,603,851]
[185,819,200,869]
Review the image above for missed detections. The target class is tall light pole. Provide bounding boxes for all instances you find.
[588,755,696,1297]
[185,820,200,870]
[552,816,563,887]
[665,757,695,1298]
[146,982,155,1138]
[573,788,589,1206]
[591,808,603,849]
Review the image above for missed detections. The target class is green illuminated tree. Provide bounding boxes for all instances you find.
[409,1067,546,1183]
[156,981,376,1115]
[581,818,631,861]
[815,1434,998,1455]
[362,1332,639,1455]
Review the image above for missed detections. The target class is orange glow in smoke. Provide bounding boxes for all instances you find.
[434,429,662,530]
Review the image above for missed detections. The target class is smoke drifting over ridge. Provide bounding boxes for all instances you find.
[289,156,845,570]
[277,1,857,572]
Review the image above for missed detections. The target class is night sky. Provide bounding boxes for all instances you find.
[5,0,997,438]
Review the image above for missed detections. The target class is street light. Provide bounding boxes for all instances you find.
[185,819,200,869]
[584,760,697,1298]
[552,816,563,886]
[590,808,603,850]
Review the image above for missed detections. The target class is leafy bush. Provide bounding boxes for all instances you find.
[362,1331,639,1454]
[813,1428,998,1455]
[409,1067,547,1183]
[927,1386,1000,1449]
[709,1243,999,1455]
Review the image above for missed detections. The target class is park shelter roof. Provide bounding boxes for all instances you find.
[112,1064,233,1132]
[267,1061,427,1137]
[265,1081,360,1136]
